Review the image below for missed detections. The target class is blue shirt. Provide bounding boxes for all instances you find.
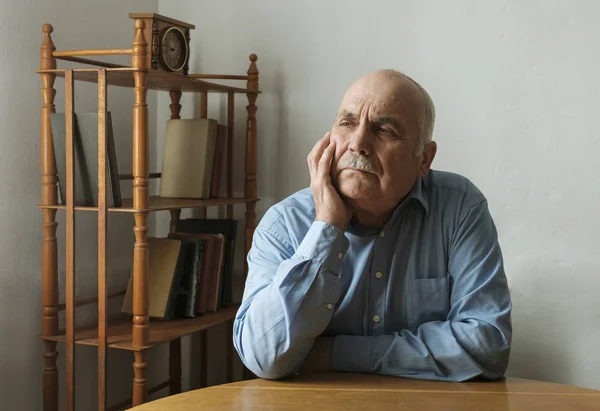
[233,169,512,381]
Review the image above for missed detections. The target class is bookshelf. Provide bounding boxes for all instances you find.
[37,14,259,411]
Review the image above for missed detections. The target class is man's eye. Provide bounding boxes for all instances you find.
[379,127,391,133]
[340,121,351,127]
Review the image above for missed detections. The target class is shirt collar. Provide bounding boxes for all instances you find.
[404,176,429,216]
[386,176,430,223]
[346,177,429,236]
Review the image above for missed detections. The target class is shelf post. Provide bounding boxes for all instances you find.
[97,69,108,411]
[242,53,259,381]
[244,54,259,277]
[226,92,234,219]
[64,68,76,411]
[131,18,150,407]
[40,23,59,411]
[198,91,208,219]
[168,90,183,395]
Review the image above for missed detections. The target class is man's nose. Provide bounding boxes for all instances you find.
[348,126,372,156]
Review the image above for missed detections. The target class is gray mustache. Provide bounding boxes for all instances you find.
[338,155,376,173]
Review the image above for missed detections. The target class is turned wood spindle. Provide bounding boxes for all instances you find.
[40,23,59,411]
[168,92,183,395]
[169,90,182,120]
[131,18,150,407]
[244,54,259,278]
[242,54,259,381]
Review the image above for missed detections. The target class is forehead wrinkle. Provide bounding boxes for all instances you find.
[343,96,404,123]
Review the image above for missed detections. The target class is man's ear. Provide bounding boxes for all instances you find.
[418,141,437,178]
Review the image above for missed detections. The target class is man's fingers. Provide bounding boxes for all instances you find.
[307,132,331,177]
[317,140,336,181]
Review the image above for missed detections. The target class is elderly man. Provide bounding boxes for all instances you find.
[233,69,512,381]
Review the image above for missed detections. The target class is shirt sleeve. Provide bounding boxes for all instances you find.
[233,216,349,379]
[331,200,512,381]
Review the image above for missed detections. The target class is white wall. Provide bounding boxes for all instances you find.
[159,0,600,390]
[2,1,599,409]
[0,1,160,410]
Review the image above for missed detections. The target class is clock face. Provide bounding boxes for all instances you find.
[160,27,188,72]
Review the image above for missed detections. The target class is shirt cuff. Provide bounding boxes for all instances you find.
[331,335,373,373]
[293,221,349,273]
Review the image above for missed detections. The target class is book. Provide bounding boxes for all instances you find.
[209,124,227,198]
[159,118,218,199]
[206,234,225,312]
[167,232,225,314]
[122,237,186,320]
[49,112,122,207]
[167,233,207,317]
[176,219,238,308]
[171,238,204,318]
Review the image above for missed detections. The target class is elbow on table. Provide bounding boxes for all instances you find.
[471,327,512,381]
[452,319,512,381]
[239,354,299,380]
[233,338,299,380]
[479,343,511,380]
[250,365,298,380]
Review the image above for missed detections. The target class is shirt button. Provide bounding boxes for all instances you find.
[337,252,343,260]
[375,272,383,279]
[327,303,333,310]
[379,231,385,238]
[373,315,381,323]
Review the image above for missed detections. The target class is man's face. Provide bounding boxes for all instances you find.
[330,73,429,211]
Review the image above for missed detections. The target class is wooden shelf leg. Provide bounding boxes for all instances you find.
[133,351,148,405]
[169,339,182,395]
[244,54,259,280]
[131,19,149,407]
[40,23,59,411]
[168,209,182,395]
[64,68,76,411]
[226,92,235,220]
[168,93,182,234]
[97,69,109,411]
[43,341,59,411]
[169,90,182,120]
[242,54,259,382]
[197,91,208,219]
[199,331,208,388]
[226,319,234,383]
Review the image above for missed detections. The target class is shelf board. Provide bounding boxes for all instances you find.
[36,67,260,94]
[43,304,239,351]
[38,196,258,213]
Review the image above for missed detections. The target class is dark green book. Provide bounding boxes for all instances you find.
[168,234,205,318]
[176,219,238,308]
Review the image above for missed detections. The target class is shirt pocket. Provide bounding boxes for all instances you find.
[406,276,451,332]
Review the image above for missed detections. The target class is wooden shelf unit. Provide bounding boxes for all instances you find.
[39,196,257,213]
[36,66,257,94]
[37,16,259,411]
[44,305,240,351]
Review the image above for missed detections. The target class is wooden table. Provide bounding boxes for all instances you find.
[128,372,600,410]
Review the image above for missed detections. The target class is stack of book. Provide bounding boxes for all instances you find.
[121,218,238,320]
[159,118,227,199]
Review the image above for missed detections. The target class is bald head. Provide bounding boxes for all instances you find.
[341,69,435,155]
